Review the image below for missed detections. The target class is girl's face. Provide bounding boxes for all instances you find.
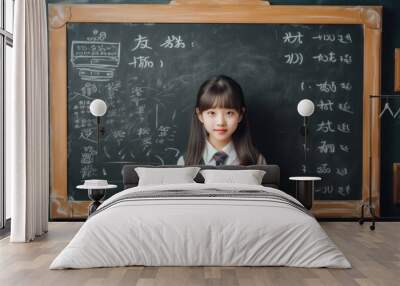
[197,107,243,145]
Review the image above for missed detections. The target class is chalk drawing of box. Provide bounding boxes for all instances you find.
[71,41,121,82]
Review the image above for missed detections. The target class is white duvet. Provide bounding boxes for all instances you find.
[50,183,351,269]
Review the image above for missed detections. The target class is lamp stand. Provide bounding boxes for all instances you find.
[95,116,106,179]
[96,116,100,155]
[303,116,308,174]
[95,116,106,156]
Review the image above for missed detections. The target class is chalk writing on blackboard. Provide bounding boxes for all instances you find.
[313,53,352,65]
[338,102,354,114]
[312,33,352,44]
[282,25,360,198]
[86,30,106,42]
[336,168,348,176]
[340,54,352,64]
[316,163,331,174]
[284,53,303,65]
[160,35,186,48]
[316,81,337,93]
[316,184,351,197]
[339,145,350,152]
[132,34,152,51]
[282,32,303,44]
[300,81,352,92]
[316,100,334,111]
[316,121,336,133]
[337,123,351,133]
[128,56,155,69]
[317,141,335,154]
[80,146,97,179]
[312,52,337,63]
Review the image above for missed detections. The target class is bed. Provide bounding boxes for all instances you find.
[50,165,351,269]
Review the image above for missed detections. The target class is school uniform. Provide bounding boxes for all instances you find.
[177,140,266,166]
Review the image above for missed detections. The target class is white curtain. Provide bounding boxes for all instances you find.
[8,0,49,242]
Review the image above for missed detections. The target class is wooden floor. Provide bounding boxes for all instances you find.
[0,222,399,286]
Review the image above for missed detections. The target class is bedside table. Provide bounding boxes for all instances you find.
[77,180,117,215]
[289,176,321,210]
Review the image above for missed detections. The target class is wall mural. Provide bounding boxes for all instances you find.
[67,23,363,202]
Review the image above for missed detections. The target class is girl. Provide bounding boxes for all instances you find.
[177,75,266,166]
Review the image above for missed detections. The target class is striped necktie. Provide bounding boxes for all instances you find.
[213,151,228,166]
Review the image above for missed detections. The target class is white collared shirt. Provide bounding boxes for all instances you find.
[176,140,239,166]
[176,140,266,165]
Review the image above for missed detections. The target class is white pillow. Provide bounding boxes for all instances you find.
[135,167,201,186]
[200,169,266,185]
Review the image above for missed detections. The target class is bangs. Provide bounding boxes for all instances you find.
[197,83,243,112]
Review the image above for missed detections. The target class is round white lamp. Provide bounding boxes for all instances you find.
[90,99,107,117]
[297,99,315,174]
[297,99,315,117]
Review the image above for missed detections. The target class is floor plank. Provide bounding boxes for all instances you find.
[0,222,399,286]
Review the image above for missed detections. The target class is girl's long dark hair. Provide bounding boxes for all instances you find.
[184,75,261,166]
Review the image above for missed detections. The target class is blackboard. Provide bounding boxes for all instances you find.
[67,23,363,201]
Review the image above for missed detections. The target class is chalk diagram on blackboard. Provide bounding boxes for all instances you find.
[71,31,121,82]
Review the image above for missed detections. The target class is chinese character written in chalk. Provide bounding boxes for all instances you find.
[128,56,154,69]
[339,144,350,152]
[312,52,336,63]
[317,141,335,154]
[282,32,303,44]
[316,100,334,111]
[337,122,351,133]
[316,81,337,93]
[284,53,303,65]
[160,35,186,48]
[338,33,352,44]
[131,34,152,51]
[316,121,335,133]
[316,163,332,174]
[338,102,354,114]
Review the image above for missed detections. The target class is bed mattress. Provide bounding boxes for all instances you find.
[50,183,351,269]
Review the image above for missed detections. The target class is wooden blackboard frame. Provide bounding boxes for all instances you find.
[48,0,382,219]
[396,49,400,92]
